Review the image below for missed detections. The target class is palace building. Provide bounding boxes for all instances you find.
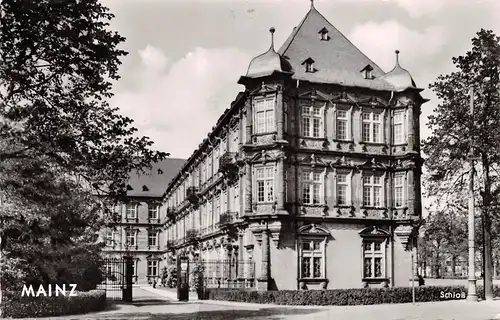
[101,159,185,284]
[103,2,427,290]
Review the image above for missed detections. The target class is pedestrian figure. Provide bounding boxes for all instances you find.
[153,278,157,288]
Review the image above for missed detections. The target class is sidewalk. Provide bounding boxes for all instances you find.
[291,299,500,320]
[140,286,332,310]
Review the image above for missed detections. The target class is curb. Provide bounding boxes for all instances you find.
[138,286,330,310]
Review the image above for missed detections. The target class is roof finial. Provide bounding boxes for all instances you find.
[269,27,275,50]
[311,0,315,8]
[395,50,400,66]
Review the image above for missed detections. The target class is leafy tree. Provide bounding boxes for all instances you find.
[0,157,107,293]
[420,206,468,278]
[0,0,167,303]
[424,29,500,299]
[0,0,167,198]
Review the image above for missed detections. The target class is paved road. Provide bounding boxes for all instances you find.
[291,300,500,320]
[17,287,500,320]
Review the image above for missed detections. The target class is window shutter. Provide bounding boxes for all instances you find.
[332,168,337,205]
[404,171,408,207]
[347,170,352,205]
[381,109,386,143]
[321,103,326,138]
[348,107,353,140]
[332,106,337,139]
[322,168,327,205]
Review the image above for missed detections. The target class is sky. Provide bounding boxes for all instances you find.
[101,0,500,159]
[100,0,500,214]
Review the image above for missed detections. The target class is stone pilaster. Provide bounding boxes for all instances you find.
[238,230,245,279]
[226,183,231,212]
[407,103,414,152]
[276,89,284,140]
[407,168,415,216]
[245,98,252,144]
[394,225,413,249]
[239,109,244,148]
[244,162,252,215]
[257,229,270,291]
[276,158,285,211]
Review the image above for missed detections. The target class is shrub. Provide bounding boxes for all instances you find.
[2,289,106,318]
[203,285,500,306]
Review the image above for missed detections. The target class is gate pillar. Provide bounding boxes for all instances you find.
[177,256,190,301]
[123,256,133,302]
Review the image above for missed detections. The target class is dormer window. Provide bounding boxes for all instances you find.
[157,168,163,174]
[318,27,329,41]
[302,58,315,73]
[361,64,374,79]
[142,185,149,192]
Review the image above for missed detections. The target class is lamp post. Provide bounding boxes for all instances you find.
[467,86,478,302]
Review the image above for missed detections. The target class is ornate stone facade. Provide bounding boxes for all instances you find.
[104,3,427,290]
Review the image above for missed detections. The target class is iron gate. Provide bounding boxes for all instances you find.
[96,256,133,301]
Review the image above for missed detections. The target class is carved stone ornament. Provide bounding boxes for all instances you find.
[298,223,332,238]
[267,220,283,245]
[394,225,414,246]
[358,226,390,238]
[300,139,326,149]
[335,206,355,217]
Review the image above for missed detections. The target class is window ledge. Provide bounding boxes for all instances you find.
[300,204,327,207]
[362,277,389,283]
[392,143,407,147]
[252,132,277,137]
[332,139,354,143]
[361,207,387,210]
[359,142,387,146]
[301,137,326,141]
[333,205,354,209]
[298,278,328,283]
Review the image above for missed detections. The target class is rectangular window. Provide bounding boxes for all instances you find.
[126,230,136,246]
[126,203,137,219]
[208,156,213,178]
[302,170,322,204]
[363,175,383,207]
[131,261,136,276]
[147,260,159,276]
[336,173,349,205]
[336,110,348,140]
[362,111,382,143]
[254,98,275,134]
[202,162,206,183]
[148,205,159,220]
[300,239,324,279]
[233,183,240,216]
[214,148,220,174]
[215,195,221,224]
[105,231,114,246]
[394,112,404,144]
[394,174,404,208]
[363,240,385,278]
[256,166,274,203]
[302,105,323,138]
[208,199,213,227]
[148,231,157,246]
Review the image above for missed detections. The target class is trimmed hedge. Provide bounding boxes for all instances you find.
[201,285,500,306]
[2,289,106,318]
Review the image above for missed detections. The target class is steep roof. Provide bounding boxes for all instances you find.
[126,158,186,197]
[277,3,395,91]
